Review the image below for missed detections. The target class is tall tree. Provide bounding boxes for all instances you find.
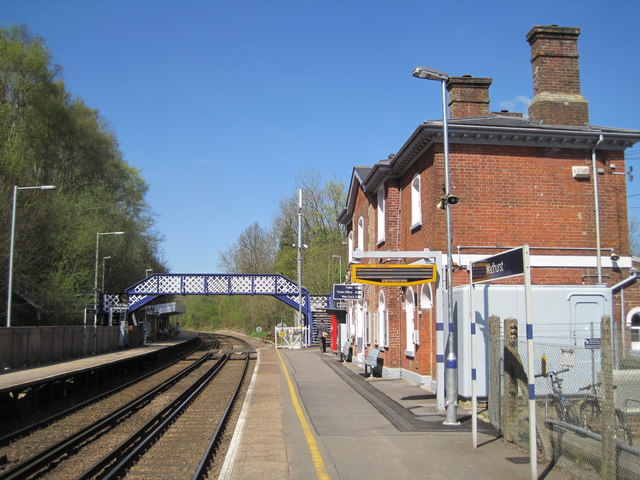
[0,26,167,325]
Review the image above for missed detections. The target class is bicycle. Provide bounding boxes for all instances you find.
[578,382,634,445]
[535,368,581,426]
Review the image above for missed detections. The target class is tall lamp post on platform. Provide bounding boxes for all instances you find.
[412,66,459,425]
[6,184,56,327]
[94,231,124,313]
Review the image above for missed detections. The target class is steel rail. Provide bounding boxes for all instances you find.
[79,353,233,480]
[192,352,251,479]
[0,350,215,480]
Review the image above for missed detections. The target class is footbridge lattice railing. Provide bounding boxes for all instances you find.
[102,274,332,328]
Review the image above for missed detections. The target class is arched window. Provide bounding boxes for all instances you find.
[405,287,416,356]
[419,284,433,309]
[377,291,388,348]
[377,187,385,244]
[357,217,364,252]
[628,307,640,352]
[411,174,422,229]
[348,231,354,264]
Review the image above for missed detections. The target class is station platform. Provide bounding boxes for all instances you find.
[220,346,575,480]
[0,331,197,396]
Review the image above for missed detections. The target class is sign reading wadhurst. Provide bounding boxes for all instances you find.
[471,247,524,283]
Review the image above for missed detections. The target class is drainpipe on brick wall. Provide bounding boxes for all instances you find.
[592,135,605,283]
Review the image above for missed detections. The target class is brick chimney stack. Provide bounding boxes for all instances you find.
[526,25,589,126]
[447,76,492,119]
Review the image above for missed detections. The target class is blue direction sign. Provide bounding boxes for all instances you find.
[471,247,525,284]
[584,338,601,350]
[333,284,363,300]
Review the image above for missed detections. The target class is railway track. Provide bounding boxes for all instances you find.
[0,333,255,480]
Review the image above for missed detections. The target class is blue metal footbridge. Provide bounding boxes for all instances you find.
[102,273,331,339]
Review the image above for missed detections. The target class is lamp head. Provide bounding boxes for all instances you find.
[412,67,449,81]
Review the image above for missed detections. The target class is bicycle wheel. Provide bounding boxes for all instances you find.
[615,409,634,446]
[579,398,601,432]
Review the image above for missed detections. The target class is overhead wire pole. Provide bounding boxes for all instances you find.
[297,188,303,328]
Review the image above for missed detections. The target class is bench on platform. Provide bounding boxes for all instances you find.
[362,348,379,377]
[339,340,352,362]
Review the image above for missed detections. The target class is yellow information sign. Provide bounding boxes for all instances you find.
[351,264,437,286]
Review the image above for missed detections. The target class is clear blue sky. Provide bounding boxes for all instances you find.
[3,1,639,273]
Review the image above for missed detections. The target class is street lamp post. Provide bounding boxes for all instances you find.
[412,66,459,425]
[6,185,56,327]
[94,232,125,314]
[332,255,342,283]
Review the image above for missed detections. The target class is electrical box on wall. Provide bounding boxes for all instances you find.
[572,166,590,179]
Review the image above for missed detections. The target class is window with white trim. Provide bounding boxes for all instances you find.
[348,231,354,264]
[357,216,364,252]
[628,307,640,352]
[365,309,370,345]
[377,290,388,348]
[419,284,433,309]
[377,187,385,244]
[411,174,422,229]
[405,287,416,356]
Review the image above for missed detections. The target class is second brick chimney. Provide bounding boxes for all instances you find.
[447,76,492,119]
[526,25,589,126]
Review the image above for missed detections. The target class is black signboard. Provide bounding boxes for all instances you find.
[351,264,436,286]
[333,284,363,300]
[471,247,524,284]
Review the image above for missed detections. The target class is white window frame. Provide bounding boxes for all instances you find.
[405,287,416,356]
[628,307,640,352]
[348,231,354,264]
[377,187,385,245]
[377,290,388,349]
[357,216,364,252]
[364,305,371,345]
[419,284,433,310]
[410,174,422,230]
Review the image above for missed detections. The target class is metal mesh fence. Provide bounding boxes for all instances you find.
[487,318,640,480]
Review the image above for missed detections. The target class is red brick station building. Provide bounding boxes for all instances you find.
[336,25,640,406]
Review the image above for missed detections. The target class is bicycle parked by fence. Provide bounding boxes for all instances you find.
[535,368,581,426]
[579,382,634,445]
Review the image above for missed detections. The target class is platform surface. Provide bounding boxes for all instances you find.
[0,331,196,395]
[221,346,576,480]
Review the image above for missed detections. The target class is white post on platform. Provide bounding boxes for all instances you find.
[523,244,537,480]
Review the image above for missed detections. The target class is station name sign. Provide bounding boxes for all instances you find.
[333,284,363,300]
[471,247,524,284]
[351,264,436,286]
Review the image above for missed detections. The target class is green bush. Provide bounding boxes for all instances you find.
[619,356,640,370]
